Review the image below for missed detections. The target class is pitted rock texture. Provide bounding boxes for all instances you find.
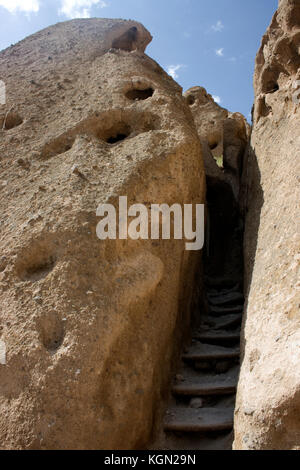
[0,19,205,450]
[234,0,300,450]
[184,87,249,201]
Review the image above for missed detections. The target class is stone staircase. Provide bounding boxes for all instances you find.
[163,279,244,450]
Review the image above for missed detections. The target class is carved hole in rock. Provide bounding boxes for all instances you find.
[187,95,196,106]
[0,112,23,130]
[209,141,218,150]
[265,81,279,94]
[19,256,56,282]
[94,112,158,144]
[41,134,76,159]
[112,27,138,51]
[40,111,159,158]
[39,312,64,353]
[106,133,129,144]
[98,123,131,144]
[261,67,281,95]
[125,87,154,101]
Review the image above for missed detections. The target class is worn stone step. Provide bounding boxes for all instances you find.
[172,375,237,396]
[193,330,240,345]
[164,407,234,433]
[209,304,243,316]
[183,343,240,362]
[202,313,243,330]
[207,283,240,297]
[208,291,244,307]
[161,431,234,450]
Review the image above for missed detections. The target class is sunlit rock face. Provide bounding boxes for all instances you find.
[0,19,205,449]
[234,0,300,450]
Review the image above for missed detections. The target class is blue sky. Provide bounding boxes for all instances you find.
[0,0,278,119]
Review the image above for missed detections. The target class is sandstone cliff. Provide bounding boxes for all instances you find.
[0,19,205,449]
[234,0,300,450]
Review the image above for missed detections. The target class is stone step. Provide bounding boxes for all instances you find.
[193,330,240,345]
[202,313,243,330]
[207,283,240,297]
[164,407,234,433]
[208,291,244,307]
[183,343,240,362]
[209,305,243,316]
[162,431,234,450]
[172,377,237,397]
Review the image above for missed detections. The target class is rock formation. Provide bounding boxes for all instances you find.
[0,0,299,452]
[234,0,300,450]
[0,19,205,449]
[184,87,249,202]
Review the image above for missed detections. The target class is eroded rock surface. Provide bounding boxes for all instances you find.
[0,19,205,449]
[184,87,249,201]
[234,0,300,450]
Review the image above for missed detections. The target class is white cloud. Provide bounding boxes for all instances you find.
[167,64,185,80]
[215,48,224,57]
[0,0,39,14]
[212,95,222,104]
[211,20,224,32]
[59,0,108,19]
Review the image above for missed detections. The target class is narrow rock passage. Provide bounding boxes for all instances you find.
[163,278,244,450]
[162,171,245,450]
